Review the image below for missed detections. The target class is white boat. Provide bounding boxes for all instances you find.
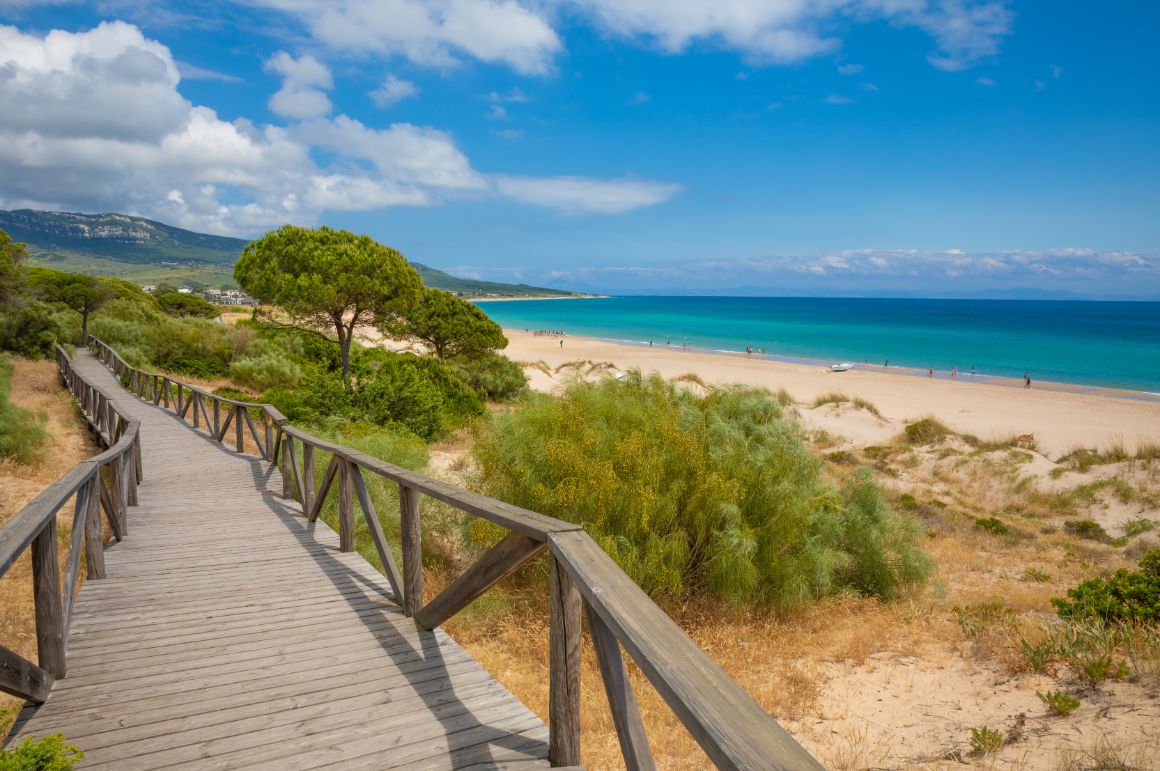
[830,362,855,372]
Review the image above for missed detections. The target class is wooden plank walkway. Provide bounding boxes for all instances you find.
[8,351,551,770]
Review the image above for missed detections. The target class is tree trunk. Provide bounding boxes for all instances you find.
[334,321,350,390]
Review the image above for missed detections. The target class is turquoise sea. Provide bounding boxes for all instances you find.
[478,297,1160,393]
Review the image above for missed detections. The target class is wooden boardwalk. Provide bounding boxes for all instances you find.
[8,352,551,770]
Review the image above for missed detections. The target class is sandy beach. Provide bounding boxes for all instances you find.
[503,329,1160,458]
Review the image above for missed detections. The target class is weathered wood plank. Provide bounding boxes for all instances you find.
[400,482,423,617]
[0,644,53,703]
[306,454,340,523]
[549,556,582,767]
[414,532,545,631]
[31,518,66,678]
[338,460,354,552]
[83,477,105,580]
[587,601,655,771]
[349,467,405,603]
[549,530,823,771]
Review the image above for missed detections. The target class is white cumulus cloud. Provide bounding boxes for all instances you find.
[265,51,333,119]
[246,0,561,75]
[494,175,682,214]
[0,22,681,235]
[370,74,419,107]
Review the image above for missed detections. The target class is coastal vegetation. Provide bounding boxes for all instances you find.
[473,373,931,605]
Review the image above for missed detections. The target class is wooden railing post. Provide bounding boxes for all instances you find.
[302,443,316,515]
[234,406,244,453]
[399,484,422,617]
[31,519,66,678]
[83,477,106,580]
[264,418,273,462]
[587,604,655,770]
[549,556,582,767]
[281,436,294,499]
[338,461,354,552]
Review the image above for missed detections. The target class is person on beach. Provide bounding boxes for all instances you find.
[928,367,933,378]
[1024,373,1031,389]
[746,346,753,358]
[971,367,976,377]
[951,367,958,380]
[884,360,889,368]
[560,339,564,348]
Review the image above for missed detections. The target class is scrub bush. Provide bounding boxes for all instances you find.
[229,352,303,392]
[472,372,931,606]
[0,354,47,464]
[265,352,483,442]
[449,352,528,401]
[1052,549,1160,623]
[0,733,83,769]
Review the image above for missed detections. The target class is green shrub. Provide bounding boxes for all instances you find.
[267,352,483,442]
[969,725,1002,755]
[975,517,1011,537]
[1122,519,1157,539]
[904,417,950,445]
[1075,654,1129,686]
[0,301,69,359]
[156,291,219,318]
[898,493,917,510]
[229,352,303,392]
[449,352,528,401]
[1052,549,1160,623]
[0,355,47,464]
[1037,690,1080,715]
[472,373,930,606]
[0,733,84,769]
[1019,636,1053,672]
[1064,519,1111,543]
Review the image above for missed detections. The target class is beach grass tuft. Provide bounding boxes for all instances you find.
[904,416,951,445]
[812,391,882,416]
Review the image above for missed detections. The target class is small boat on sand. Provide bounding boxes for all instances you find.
[830,362,855,372]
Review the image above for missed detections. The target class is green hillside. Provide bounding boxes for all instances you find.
[0,209,246,265]
[3,209,577,297]
[410,262,576,298]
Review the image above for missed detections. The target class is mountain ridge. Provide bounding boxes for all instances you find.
[1,209,575,297]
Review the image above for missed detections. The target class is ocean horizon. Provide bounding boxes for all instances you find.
[478,296,1160,393]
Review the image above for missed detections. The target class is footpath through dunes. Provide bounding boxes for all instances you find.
[7,350,554,770]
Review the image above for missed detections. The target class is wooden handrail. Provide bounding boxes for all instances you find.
[84,335,822,770]
[0,346,141,703]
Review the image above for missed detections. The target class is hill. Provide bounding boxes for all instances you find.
[0,209,247,265]
[410,262,576,298]
[2,209,577,297]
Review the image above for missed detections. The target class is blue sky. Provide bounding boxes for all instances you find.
[0,1,1157,297]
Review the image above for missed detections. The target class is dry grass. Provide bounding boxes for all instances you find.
[0,359,97,730]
